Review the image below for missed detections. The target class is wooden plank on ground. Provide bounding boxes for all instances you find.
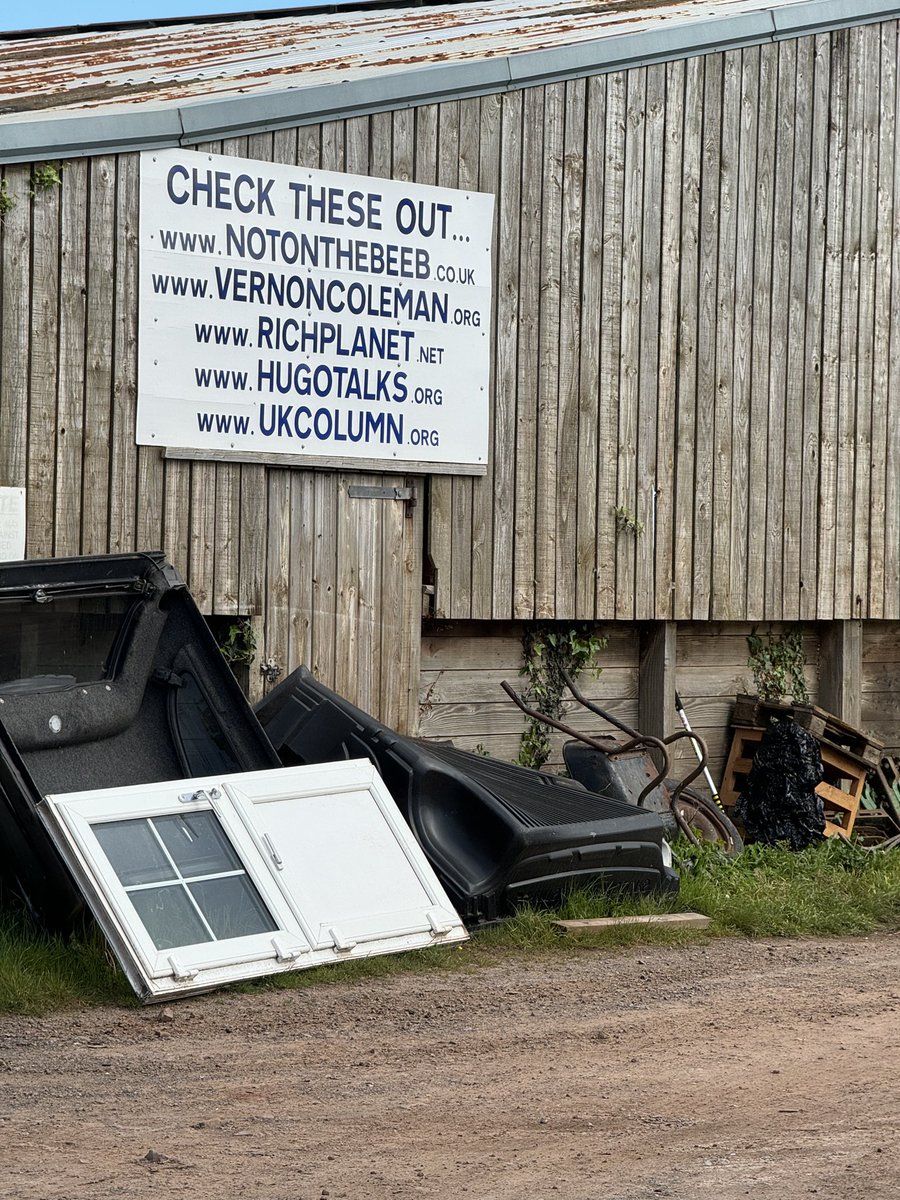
[554,914,710,933]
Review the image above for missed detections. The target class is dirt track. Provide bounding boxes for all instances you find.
[2,934,899,1199]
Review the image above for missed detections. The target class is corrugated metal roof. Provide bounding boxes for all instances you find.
[0,0,896,161]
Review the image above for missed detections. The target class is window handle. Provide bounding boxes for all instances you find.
[262,833,283,869]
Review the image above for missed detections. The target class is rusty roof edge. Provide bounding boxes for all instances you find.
[178,57,512,141]
[1,0,899,166]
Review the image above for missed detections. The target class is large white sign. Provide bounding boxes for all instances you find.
[138,149,494,472]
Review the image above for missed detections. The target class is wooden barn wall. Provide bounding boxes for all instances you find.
[418,621,640,769]
[862,623,900,750]
[426,21,900,624]
[419,621,823,782]
[0,128,425,730]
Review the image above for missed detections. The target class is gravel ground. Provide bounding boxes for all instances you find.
[2,934,899,1199]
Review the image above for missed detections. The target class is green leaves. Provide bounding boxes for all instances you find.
[747,626,809,703]
[516,623,607,770]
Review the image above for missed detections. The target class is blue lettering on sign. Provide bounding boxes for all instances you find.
[166,164,275,215]
[257,404,403,445]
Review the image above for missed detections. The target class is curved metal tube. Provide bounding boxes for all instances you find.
[559,666,641,740]
[500,681,670,807]
[661,729,709,803]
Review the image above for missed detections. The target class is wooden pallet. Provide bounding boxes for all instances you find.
[720,725,867,838]
[731,695,884,767]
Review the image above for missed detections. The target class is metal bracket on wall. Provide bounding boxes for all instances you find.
[347,484,417,514]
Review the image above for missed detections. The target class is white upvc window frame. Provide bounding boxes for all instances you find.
[40,760,466,1001]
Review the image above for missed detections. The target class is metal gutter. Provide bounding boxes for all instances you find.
[1,0,898,165]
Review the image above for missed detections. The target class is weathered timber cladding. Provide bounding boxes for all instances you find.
[0,142,424,732]
[423,23,900,624]
[863,623,900,749]
[3,21,900,733]
[419,622,823,779]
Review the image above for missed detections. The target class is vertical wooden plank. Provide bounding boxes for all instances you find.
[82,157,116,556]
[615,68,646,622]
[783,38,813,620]
[673,57,702,620]
[264,469,291,695]
[369,110,393,180]
[654,59,684,620]
[819,620,863,727]
[693,54,722,621]
[885,25,900,617]
[492,90,521,619]
[399,481,425,735]
[392,108,414,183]
[345,115,369,176]
[470,92,498,621]
[450,96,480,619]
[162,459,191,581]
[237,133,275,622]
[597,72,626,620]
[729,47,759,620]
[334,473,360,701]
[288,471,315,670]
[55,159,87,558]
[868,24,895,619]
[0,166,31,494]
[636,64,664,620]
[800,37,830,620]
[296,123,321,170]
[213,463,240,614]
[312,470,337,687]
[638,621,677,741]
[432,102,458,616]
[555,77,585,619]
[764,40,795,620]
[536,81,564,619]
[28,164,60,559]
[712,52,739,618]
[109,154,139,556]
[852,25,879,618]
[513,86,544,618]
[577,76,605,617]
[817,31,848,619]
[835,27,864,619]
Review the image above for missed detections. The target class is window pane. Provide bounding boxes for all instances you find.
[189,875,277,940]
[93,819,176,887]
[0,594,134,691]
[130,884,212,950]
[152,811,241,878]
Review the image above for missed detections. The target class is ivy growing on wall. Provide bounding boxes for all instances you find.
[746,626,809,703]
[516,624,607,771]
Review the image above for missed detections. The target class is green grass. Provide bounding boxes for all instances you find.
[4,839,900,1014]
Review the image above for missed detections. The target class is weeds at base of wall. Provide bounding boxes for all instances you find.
[3,839,900,1013]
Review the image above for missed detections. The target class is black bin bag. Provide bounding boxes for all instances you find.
[735,719,826,850]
